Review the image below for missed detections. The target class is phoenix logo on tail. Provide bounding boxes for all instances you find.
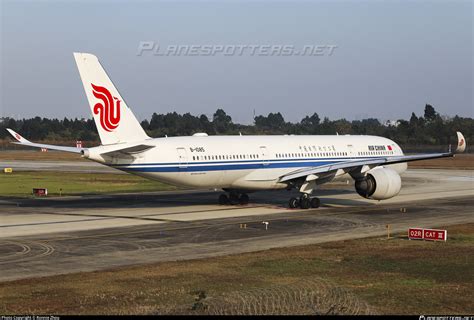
[91,83,121,132]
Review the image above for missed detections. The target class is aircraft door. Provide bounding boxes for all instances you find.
[260,146,269,166]
[347,144,354,159]
[176,147,188,169]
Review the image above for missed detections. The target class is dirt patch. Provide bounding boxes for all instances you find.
[178,278,373,315]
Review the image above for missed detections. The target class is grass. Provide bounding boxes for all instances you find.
[0,171,177,197]
[0,224,472,315]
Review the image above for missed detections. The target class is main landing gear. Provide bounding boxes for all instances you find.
[218,192,250,205]
[288,194,320,209]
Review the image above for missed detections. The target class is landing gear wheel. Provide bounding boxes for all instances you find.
[239,193,249,205]
[310,197,320,208]
[229,193,240,205]
[300,197,311,209]
[218,194,229,205]
[289,197,300,209]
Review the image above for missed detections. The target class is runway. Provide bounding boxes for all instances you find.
[0,169,473,282]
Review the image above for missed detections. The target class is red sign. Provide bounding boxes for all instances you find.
[76,140,83,148]
[423,229,447,241]
[408,227,447,241]
[33,188,48,196]
[408,228,423,240]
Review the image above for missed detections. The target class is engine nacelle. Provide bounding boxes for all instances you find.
[355,167,402,200]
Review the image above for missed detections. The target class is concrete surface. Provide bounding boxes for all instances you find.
[0,169,472,281]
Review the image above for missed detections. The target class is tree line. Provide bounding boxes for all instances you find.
[1,104,472,151]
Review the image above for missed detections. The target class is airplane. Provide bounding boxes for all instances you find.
[6,53,467,209]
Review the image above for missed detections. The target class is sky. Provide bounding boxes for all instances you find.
[1,0,472,124]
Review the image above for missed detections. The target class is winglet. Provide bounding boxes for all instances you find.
[6,128,30,144]
[455,131,466,153]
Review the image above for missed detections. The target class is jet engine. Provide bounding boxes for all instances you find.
[355,167,402,200]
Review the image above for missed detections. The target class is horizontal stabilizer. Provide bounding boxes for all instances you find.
[6,128,82,154]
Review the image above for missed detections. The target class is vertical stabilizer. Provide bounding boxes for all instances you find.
[73,52,149,145]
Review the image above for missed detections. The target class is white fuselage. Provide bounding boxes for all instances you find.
[88,134,407,191]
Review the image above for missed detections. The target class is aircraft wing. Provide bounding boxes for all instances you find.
[6,128,82,153]
[279,131,466,183]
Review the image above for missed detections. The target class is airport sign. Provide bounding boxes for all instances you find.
[423,228,447,241]
[408,228,447,241]
[408,228,423,240]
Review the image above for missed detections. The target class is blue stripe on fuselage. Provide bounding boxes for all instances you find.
[112,157,355,167]
[112,158,377,173]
